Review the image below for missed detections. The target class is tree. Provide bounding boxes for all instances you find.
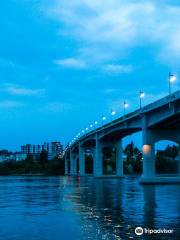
[26,154,34,163]
[156,144,179,174]
[39,150,48,167]
[124,142,135,162]
[164,145,179,160]
[123,142,142,174]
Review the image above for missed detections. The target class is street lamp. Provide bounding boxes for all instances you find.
[139,90,145,109]
[102,115,106,125]
[102,115,106,121]
[169,72,176,95]
[94,121,98,127]
[111,109,116,121]
[123,101,129,116]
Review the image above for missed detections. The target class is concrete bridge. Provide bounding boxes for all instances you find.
[65,91,180,184]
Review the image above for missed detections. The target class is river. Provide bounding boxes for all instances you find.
[0,176,179,240]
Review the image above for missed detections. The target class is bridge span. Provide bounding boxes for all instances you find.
[65,91,180,184]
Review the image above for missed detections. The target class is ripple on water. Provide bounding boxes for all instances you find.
[0,176,179,240]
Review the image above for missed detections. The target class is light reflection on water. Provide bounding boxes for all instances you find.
[0,176,179,240]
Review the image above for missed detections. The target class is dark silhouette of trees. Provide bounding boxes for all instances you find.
[156,144,179,174]
[123,142,142,174]
[39,150,48,167]
[0,143,178,175]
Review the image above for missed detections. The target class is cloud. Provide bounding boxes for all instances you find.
[103,88,118,94]
[54,58,87,69]
[5,85,45,96]
[103,64,133,74]
[0,58,15,68]
[0,100,24,109]
[44,102,71,113]
[44,0,180,65]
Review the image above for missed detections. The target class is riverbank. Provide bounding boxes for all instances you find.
[0,158,65,176]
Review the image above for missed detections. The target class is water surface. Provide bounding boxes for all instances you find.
[0,176,179,240]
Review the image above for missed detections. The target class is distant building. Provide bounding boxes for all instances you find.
[0,141,63,163]
[20,141,63,160]
[48,142,63,159]
[21,144,34,154]
[36,145,42,154]
[0,155,9,162]
[42,142,49,152]
[13,152,27,161]
[0,151,27,162]
[0,150,13,162]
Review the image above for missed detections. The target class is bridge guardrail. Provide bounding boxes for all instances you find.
[74,90,180,144]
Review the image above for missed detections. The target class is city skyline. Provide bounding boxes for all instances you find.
[0,0,180,150]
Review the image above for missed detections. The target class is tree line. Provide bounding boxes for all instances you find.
[0,143,179,175]
[0,150,64,175]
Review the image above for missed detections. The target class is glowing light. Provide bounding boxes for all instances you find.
[169,74,176,83]
[111,110,116,116]
[94,121,98,125]
[102,115,106,121]
[124,102,129,108]
[90,124,93,128]
[85,127,88,131]
[142,144,151,154]
[140,91,145,99]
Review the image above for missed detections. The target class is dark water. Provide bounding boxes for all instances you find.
[0,176,179,240]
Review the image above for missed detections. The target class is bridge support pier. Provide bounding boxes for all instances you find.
[142,128,155,180]
[70,151,74,175]
[116,140,123,177]
[93,135,103,177]
[140,117,157,184]
[70,151,77,176]
[64,155,68,175]
[140,119,180,184]
[74,156,77,175]
[92,138,124,178]
[178,153,180,177]
[79,143,85,176]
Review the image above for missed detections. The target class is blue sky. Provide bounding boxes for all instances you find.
[0,0,180,151]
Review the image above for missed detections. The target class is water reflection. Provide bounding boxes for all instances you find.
[0,176,179,240]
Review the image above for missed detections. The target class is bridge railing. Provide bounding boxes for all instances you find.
[143,90,180,113]
[73,90,180,145]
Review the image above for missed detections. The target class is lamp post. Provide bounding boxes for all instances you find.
[139,90,145,109]
[169,72,176,95]
[123,101,129,116]
[168,72,176,108]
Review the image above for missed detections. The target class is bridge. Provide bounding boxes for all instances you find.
[65,91,180,184]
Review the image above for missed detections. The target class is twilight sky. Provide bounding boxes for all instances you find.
[0,0,180,151]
